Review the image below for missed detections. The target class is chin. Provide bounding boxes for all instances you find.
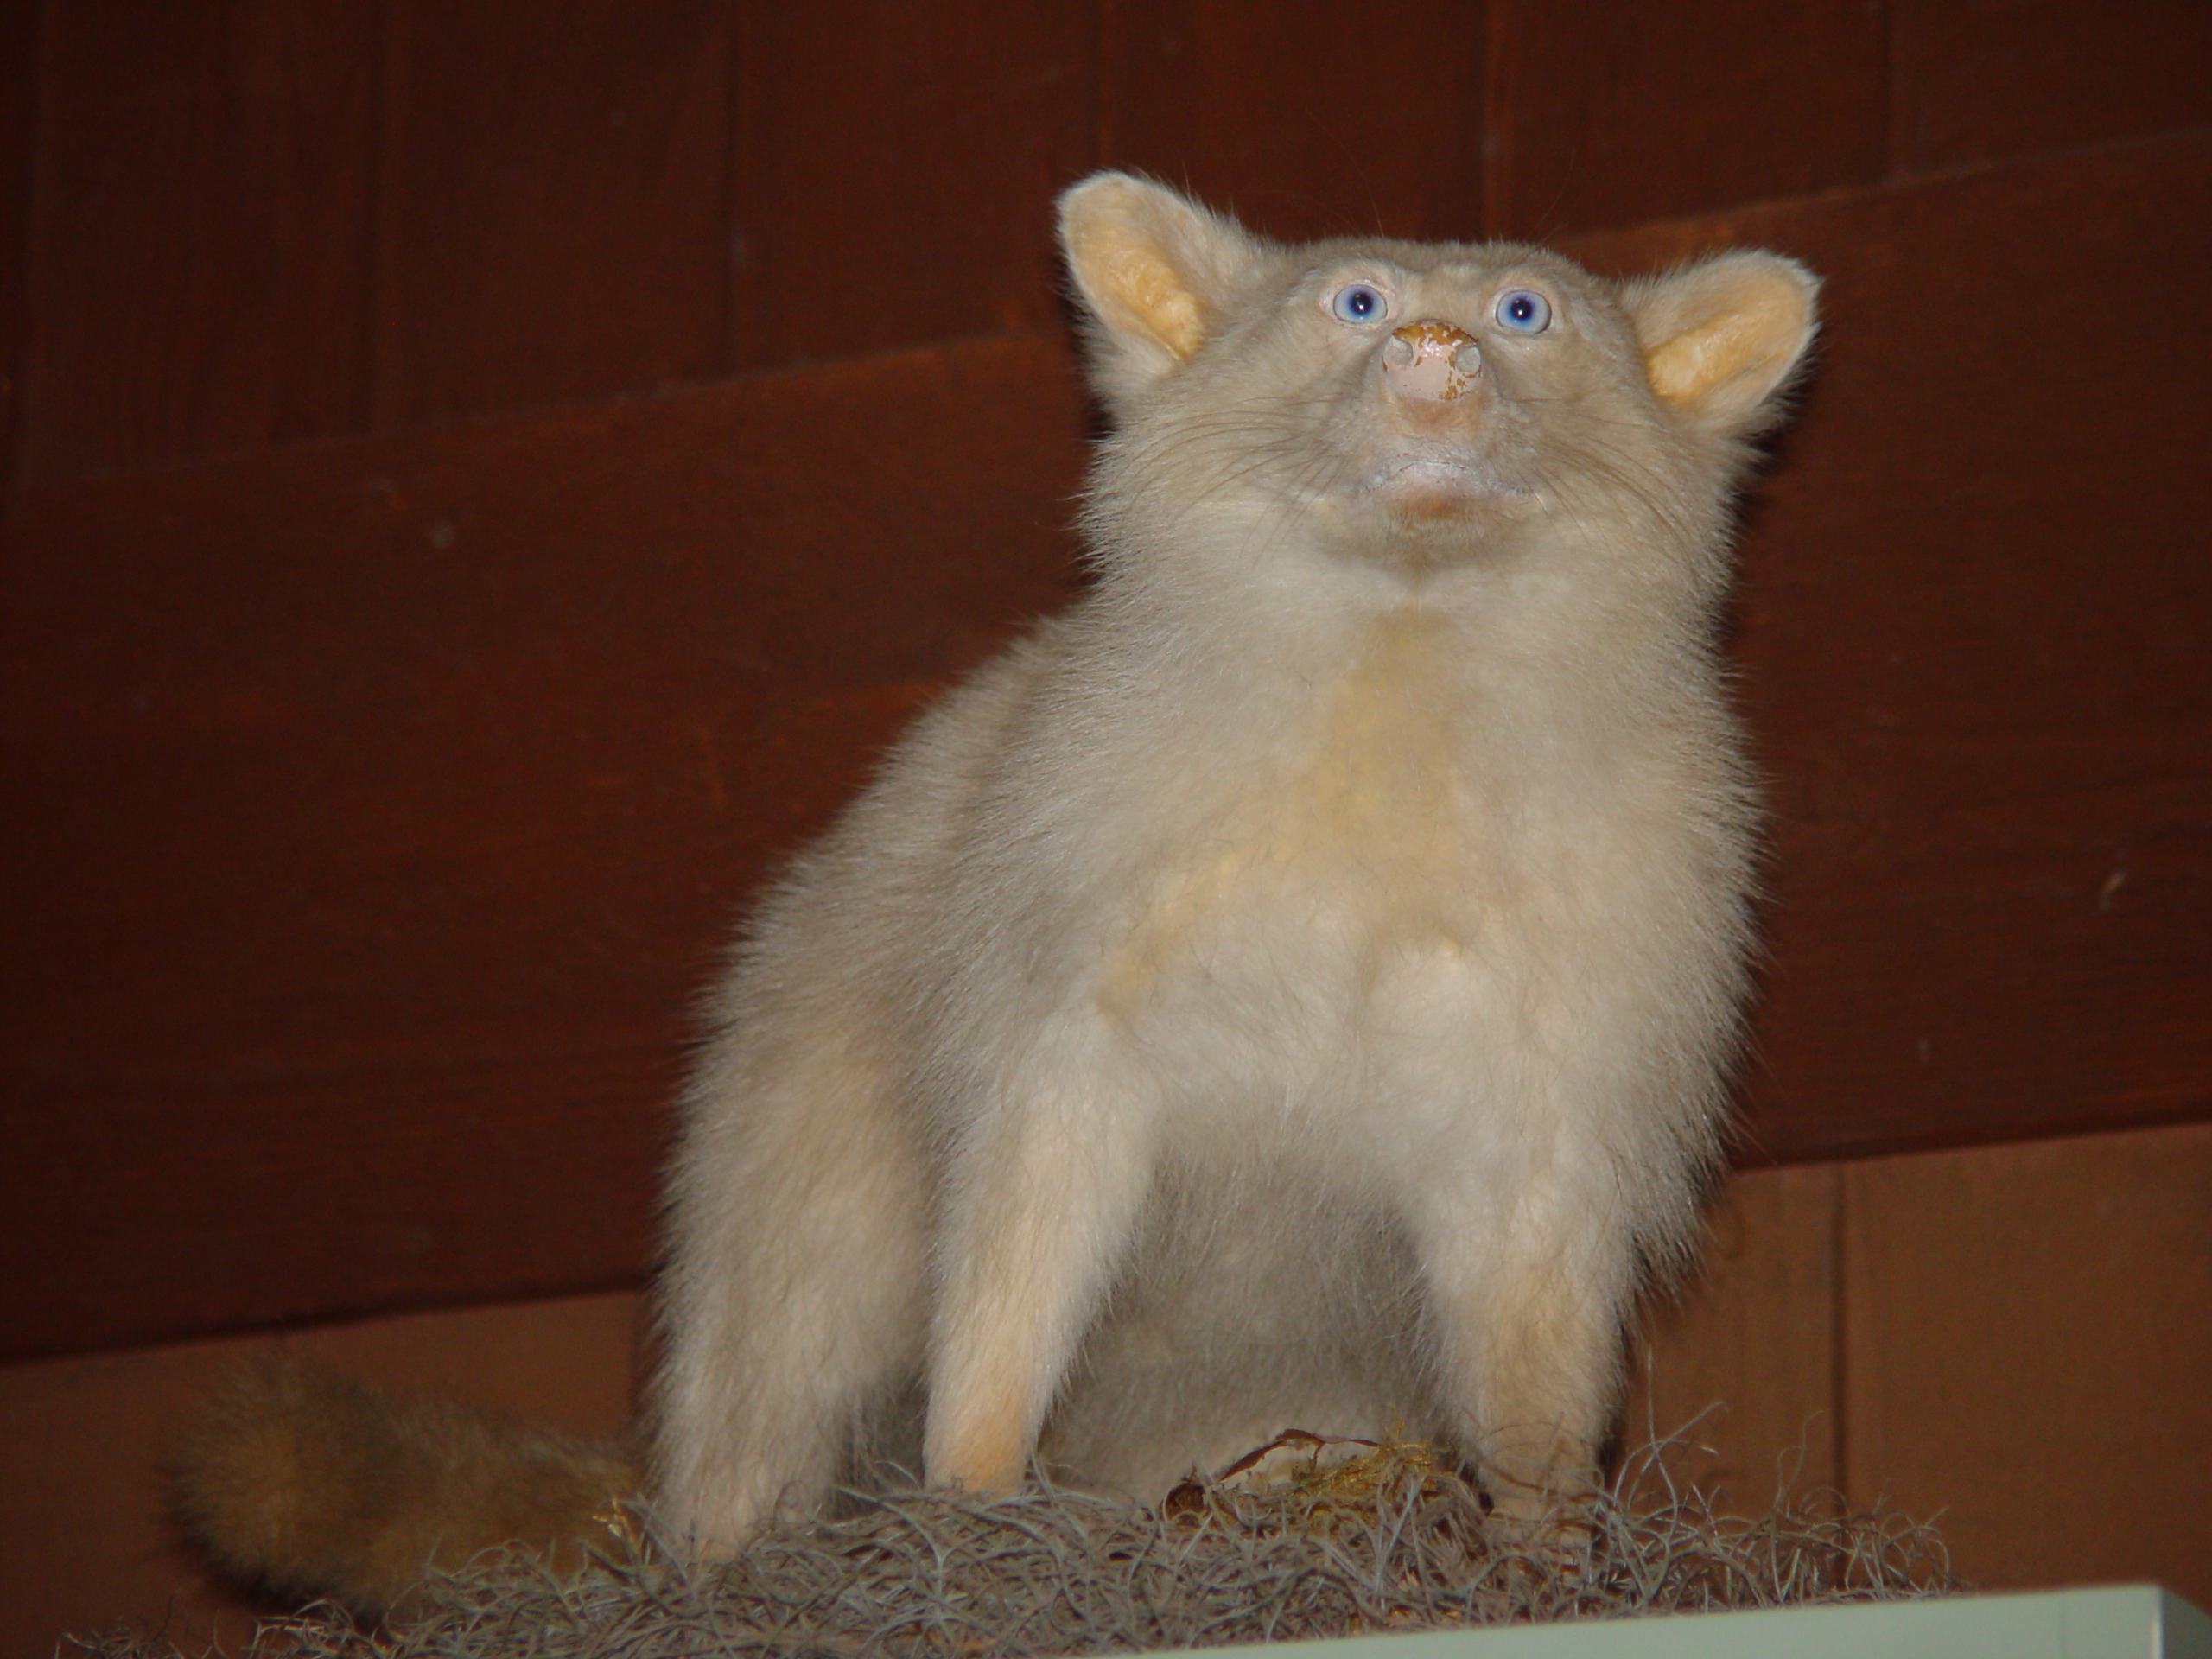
[1319,479,1535,573]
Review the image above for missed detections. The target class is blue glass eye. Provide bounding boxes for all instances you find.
[1495,289,1552,333]
[1330,283,1389,324]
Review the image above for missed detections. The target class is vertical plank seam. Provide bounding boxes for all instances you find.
[1830,1157,1853,1504]
[722,1,758,372]
[1466,0,1491,240]
[1078,0,1107,181]
[713,0,741,382]
[1877,0,1903,184]
[1478,0,1510,240]
[0,0,39,486]
[365,0,404,431]
[9,0,52,486]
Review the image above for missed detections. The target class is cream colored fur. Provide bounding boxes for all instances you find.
[652,173,1819,1549]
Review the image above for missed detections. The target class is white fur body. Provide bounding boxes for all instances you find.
[654,175,1816,1548]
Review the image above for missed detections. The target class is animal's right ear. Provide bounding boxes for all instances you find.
[1058,172,1265,402]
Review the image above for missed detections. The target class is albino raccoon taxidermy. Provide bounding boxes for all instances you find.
[178,171,1817,1614]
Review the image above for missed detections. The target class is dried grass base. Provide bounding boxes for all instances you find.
[75,1436,1953,1659]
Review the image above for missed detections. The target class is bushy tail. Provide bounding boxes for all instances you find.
[173,1357,641,1618]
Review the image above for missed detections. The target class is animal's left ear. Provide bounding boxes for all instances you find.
[1623,251,1820,438]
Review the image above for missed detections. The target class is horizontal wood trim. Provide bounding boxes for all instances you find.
[4,135,2207,1358]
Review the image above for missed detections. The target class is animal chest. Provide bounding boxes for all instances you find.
[1092,613,1541,1049]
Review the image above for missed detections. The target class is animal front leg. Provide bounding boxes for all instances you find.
[653,1039,930,1550]
[1414,1183,1634,1522]
[923,1072,1155,1496]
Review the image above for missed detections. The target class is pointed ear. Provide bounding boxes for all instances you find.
[1058,172,1267,401]
[1624,251,1820,438]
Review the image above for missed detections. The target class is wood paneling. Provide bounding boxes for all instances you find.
[4,96,2207,1356]
[1891,0,2212,176]
[374,1,734,425]
[9,0,1098,474]
[1624,1163,1840,1511]
[17,0,381,483]
[0,331,1090,1359]
[1484,0,1886,240]
[1567,131,2212,1164]
[725,1,1093,372]
[1635,1124,2212,1602]
[17,1131,2209,1648]
[1096,0,1485,244]
[1841,1123,2212,1602]
[11,1,2204,485]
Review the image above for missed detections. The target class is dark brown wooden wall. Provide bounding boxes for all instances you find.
[4,1,2208,1360]
[10,0,2209,485]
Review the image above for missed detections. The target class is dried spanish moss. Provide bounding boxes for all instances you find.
[71,1435,1952,1659]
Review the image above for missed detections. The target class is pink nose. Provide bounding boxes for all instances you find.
[1382,321,1482,403]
